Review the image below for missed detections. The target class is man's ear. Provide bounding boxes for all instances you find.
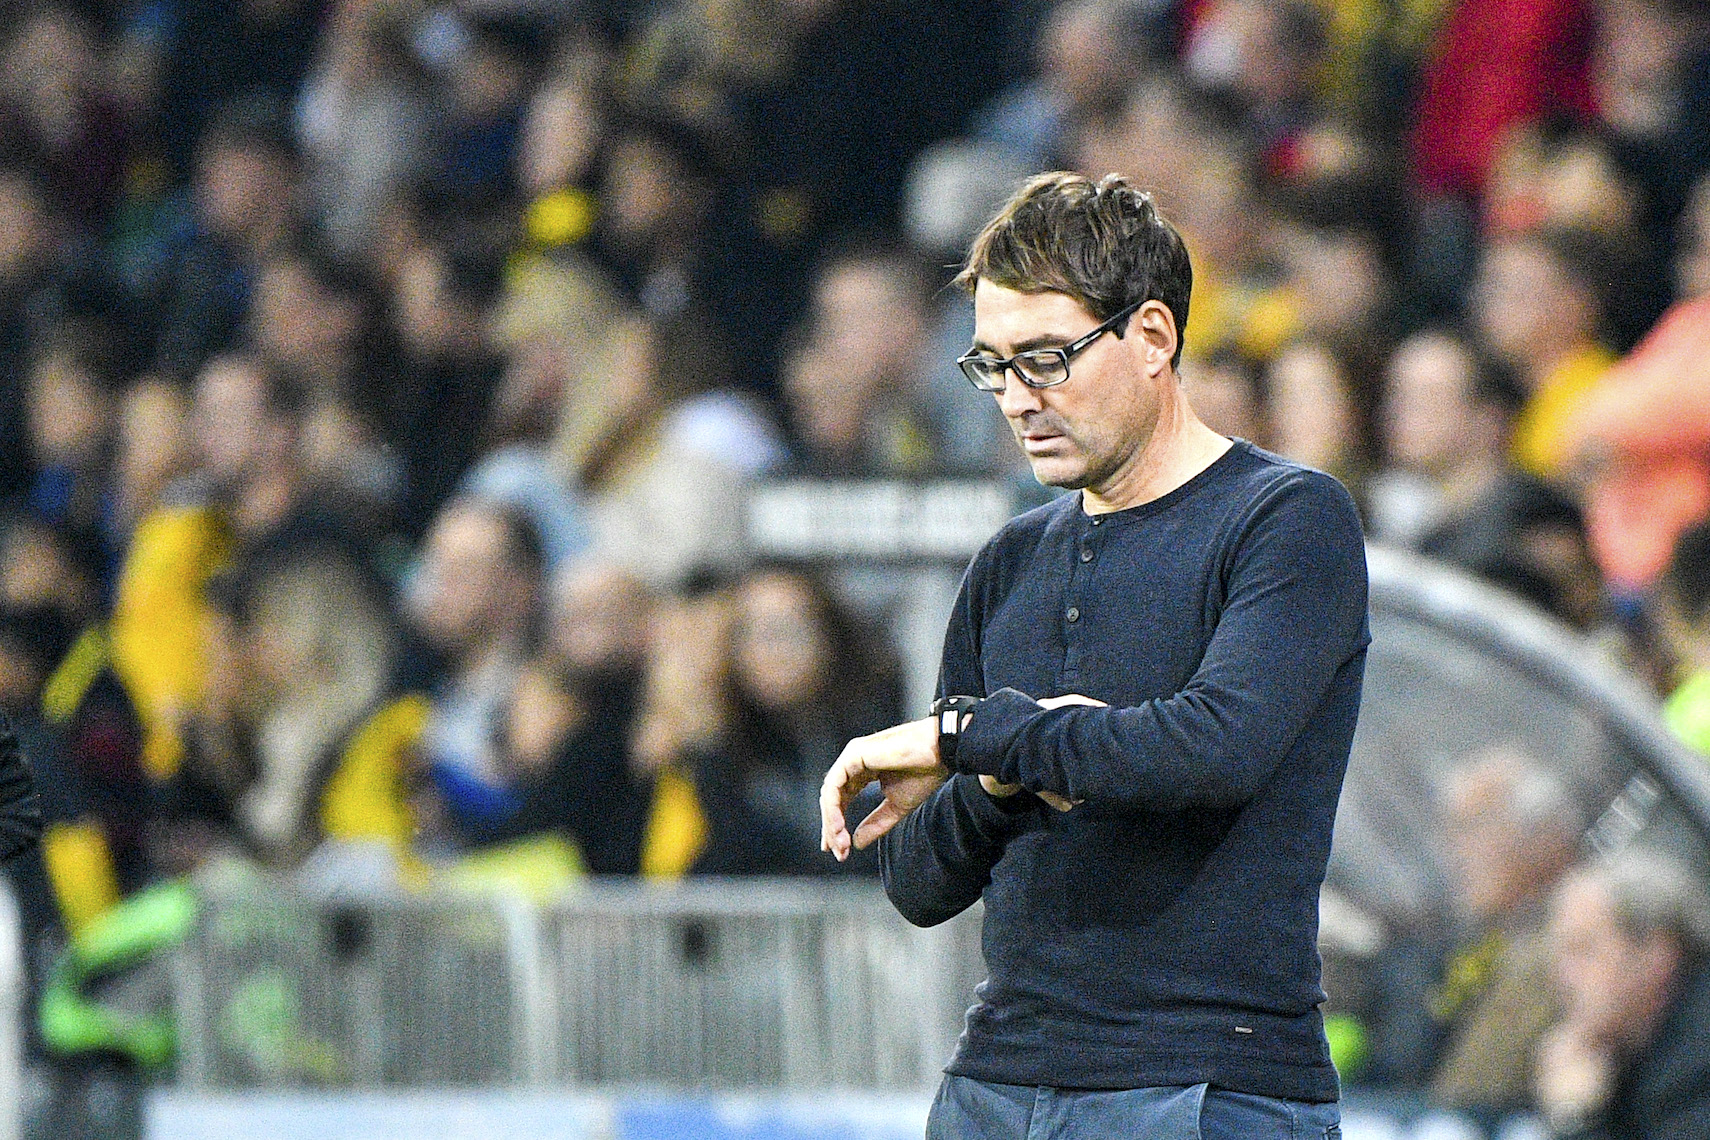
[1130,300,1178,375]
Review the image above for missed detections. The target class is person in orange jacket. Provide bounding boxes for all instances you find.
[1563,176,1710,596]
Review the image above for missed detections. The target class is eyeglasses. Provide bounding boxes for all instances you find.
[956,299,1144,392]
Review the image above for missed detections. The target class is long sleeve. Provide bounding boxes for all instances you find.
[879,556,1034,926]
[951,473,1368,812]
[880,775,1033,927]
[0,712,43,863]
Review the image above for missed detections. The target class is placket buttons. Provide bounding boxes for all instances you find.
[1066,607,1080,623]
[1080,548,1093,562]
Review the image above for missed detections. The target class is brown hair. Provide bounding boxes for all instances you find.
[956,172,1193,368]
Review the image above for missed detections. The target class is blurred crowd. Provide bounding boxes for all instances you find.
[0,0,1709,1130]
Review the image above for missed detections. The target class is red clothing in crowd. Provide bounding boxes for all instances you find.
[1409,0,1597,199]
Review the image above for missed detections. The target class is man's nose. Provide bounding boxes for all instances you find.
[995,377,1045,419]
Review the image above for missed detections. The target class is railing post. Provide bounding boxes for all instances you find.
[0,878,22,1140]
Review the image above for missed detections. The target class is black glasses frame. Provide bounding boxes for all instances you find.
[956,298,1146,393]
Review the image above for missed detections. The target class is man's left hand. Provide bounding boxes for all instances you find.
[820,717,946,860]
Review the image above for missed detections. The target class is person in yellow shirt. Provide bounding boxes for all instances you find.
[108,353,308,782]
[1470,229,1616,484]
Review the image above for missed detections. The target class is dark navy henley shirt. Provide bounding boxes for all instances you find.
[879,439,1370,1103]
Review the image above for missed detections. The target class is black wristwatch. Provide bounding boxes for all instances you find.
[931,695,982,769]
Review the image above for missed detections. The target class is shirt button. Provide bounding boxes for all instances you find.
[1066,607,1080,623]
[1080,548,1093,562]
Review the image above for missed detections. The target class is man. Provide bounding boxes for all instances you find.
[781,241,945,477]
[1535,852,1710,1138]
[1425,748,1578,1115]
[1470,228,1615,485]
[408,497,544,848]
[820,172,1369,1137]
[1368,329,1517,549]
[1372,329,1597,626]
[108,353,310,783]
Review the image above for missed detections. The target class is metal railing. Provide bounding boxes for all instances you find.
[172,879,983,1091]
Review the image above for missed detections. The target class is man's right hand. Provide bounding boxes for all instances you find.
[820,716,948,860]
[978,693,1106,811]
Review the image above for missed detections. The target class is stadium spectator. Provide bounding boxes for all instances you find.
[246,249,370,397]
[1653,522,1710,754]
[1369,330,1516,548]
[1183,0,1332,175]
[1181,350,1265,446]
[107,353,311,788]
[1470,228,1616,484]
[422,16,533,211]
[135,104,304,380]
[294,2,430,260]
[1588,0,1710,252]
[974,0,1161,169]
[379,224,508,540]
[109,378,192,556]
[1366,327,1597,630]
[629,572,734,877]
[1423,747,1580,1119]
[0,6,133,227]
[780,242,948,477]
[1562,174,1710,595]
[693,564,900,874]
[1271,198,1398,359]
[1535,852,1710,1138]
[156,0,323,181]
[169,542,400,868]
[406,497,544,850]
[900,140,1031,475]
[1263,338,1366,492]
[545,309,781,586]
[245,251,399,516]
[0,166,67,500]
[515,43,606,215]
[504,559,656,874]
[589,116,720,325]
[2,508,145,945]
[23,324,119,545]
[630,564,899,876]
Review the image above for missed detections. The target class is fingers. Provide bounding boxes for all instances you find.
[819,749,869,862]
[852,797,908,849]
[1036,693,1109,709]
[818,765,848,860]
[983,773,1077,811]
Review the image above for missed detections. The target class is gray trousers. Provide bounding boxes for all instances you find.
[926,1074,1343,1139]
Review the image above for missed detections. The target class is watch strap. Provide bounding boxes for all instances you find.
[930,695,983,770]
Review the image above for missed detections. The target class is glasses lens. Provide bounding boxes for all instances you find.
[959,357,1007,391]
[1013,350,1069,387]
